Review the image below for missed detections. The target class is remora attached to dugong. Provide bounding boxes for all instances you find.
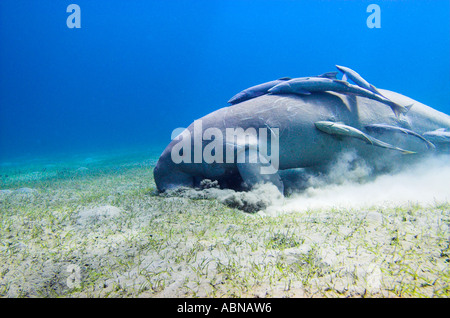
[336,65,384,96]
[335,65,412,117]
[228,72,338,105]
[228,77,291,105]
[423,128,450,143]
[268,77,411,118]
[365,123,435,149]
[315,121,416,154]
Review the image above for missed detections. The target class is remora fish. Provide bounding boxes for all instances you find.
[423,128,450,143]
[228,77,291,105]
[268,77,411,118]
[335,65,413,116]
[365,123,435,149]
[315,121,416,154]
[227,72,338,105]
[335,65,384,96]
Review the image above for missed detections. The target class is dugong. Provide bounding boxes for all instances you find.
[154,90,450,194]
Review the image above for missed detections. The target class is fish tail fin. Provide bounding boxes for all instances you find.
[404,103,414,112]
[391,103,411,118]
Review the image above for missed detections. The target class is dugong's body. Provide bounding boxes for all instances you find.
[154,90,450,193]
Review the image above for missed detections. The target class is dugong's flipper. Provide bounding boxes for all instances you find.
[236,148,284,194]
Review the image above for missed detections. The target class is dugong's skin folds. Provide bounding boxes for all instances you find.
[154,89,450,192]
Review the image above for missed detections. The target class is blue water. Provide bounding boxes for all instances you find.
[1,0,449,161]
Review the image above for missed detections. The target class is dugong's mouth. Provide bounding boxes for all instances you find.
[154,150,196,192]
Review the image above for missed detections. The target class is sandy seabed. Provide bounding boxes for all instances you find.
[0,149,449,298]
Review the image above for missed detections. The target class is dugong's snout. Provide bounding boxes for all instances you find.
[154,152,194,192]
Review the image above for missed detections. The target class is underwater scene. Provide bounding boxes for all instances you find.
[0,0,449,298]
